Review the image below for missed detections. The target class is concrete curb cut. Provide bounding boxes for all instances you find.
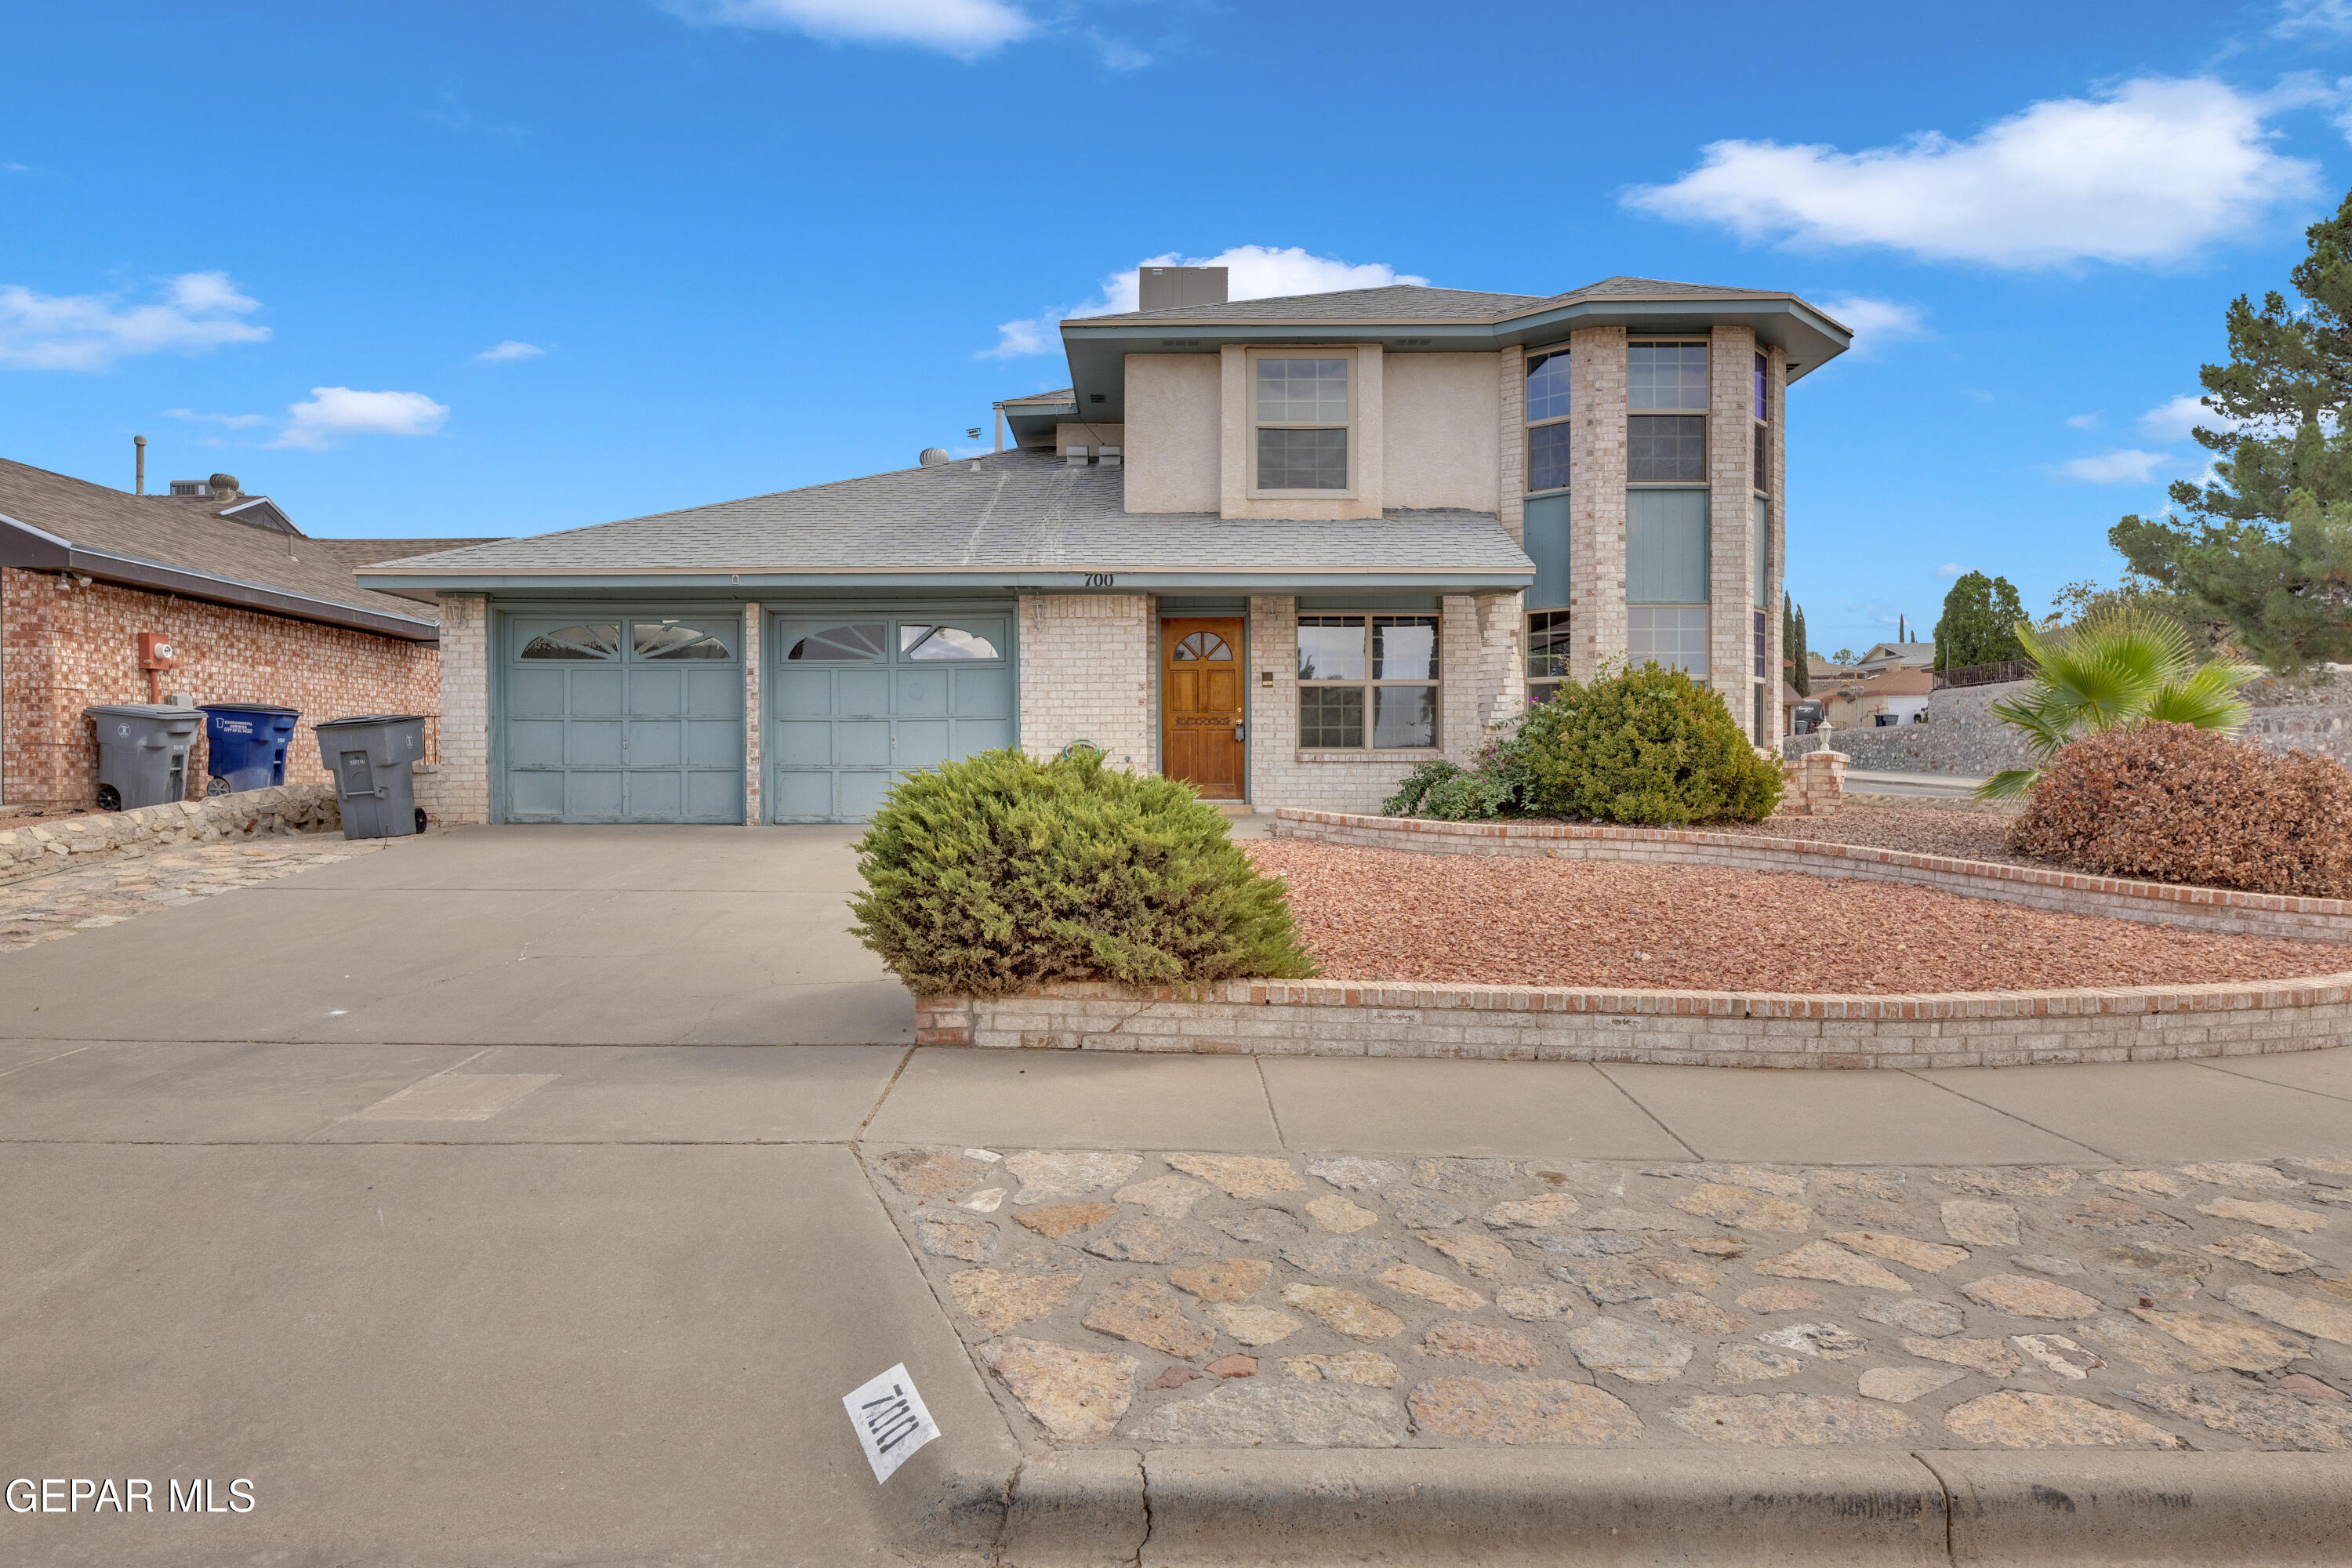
[904,1448,2352,1566]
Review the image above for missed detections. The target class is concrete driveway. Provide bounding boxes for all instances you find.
[0,824,912,1046]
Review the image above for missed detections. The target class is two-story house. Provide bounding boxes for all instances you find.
[358,270,1849,825]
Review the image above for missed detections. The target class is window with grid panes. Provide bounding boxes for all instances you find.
[1628,343,1707,484]
[1524,349,1572,494]
[1526,608,1571,706]
[1254,356,1350,491]
[1297,615,1439,749]
[1752,350,1769,495]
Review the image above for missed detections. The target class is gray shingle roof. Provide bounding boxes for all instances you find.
[369,451,1530,578]
[0,457,495,627]
[1081,275,1793,325]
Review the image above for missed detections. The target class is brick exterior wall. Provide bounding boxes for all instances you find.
[0,566,441,808]
[431,594,490,825]
[1765,345,1788,747]
[1496,345,1525,547]
[1016,592,1153,769]
[1567,325,1627,682]
[742,599,763,826]
[1778,748,1847,815]
[1708,325,1759,726]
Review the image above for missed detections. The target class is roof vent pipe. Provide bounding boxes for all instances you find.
[134,434,146,495]
[209,473,241,502]
[917,448,950,466]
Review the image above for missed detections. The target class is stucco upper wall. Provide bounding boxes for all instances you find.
[1384,353,1500,512]
[1123,354,1220,514]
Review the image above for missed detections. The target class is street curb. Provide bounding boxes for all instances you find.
[906,1448,2352,1566]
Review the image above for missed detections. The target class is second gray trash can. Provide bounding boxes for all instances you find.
[85,703,205,811]
[315,713,429,839]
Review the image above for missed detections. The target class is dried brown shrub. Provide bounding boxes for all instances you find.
[2009,721,2352,896]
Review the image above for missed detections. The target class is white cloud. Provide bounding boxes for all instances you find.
[2139,393,2231,441]
[2277,0,2352,36]
[2,162,27,175]
[0,270,269,371]
[667,0,1032,58]
[165,407,269,429]
[982,245,1431,358]
[1811,294,1929,354]
[476,339,545,361]
[1624,77,2319,268]
[1958,388,1996,402]
[271,387,449,451]
[2067,412,2103,429]
[2060,448,2170,484]
[1937,562,1965,578]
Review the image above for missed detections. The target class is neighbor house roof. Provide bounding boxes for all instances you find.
[359,448,1534,594]
[0,458,498,641]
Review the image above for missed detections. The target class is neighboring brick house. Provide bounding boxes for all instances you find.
[0,459,494,808]
[1823,666,1936,728]
[361,270,1850,825]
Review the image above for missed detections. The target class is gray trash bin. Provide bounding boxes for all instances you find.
[85,703,204,811]
[315,713,428,840]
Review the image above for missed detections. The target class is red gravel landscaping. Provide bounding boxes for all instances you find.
[1244,838,2350,994]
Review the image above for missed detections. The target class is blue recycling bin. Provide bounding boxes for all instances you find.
[198,703,300,794]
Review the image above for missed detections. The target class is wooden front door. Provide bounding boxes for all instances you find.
[1160,617,1245,799]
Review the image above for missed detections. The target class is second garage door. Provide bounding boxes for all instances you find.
[771,610,1015,822]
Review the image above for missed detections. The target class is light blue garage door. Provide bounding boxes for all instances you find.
[771,612,1016,822]
[503,614,746,823]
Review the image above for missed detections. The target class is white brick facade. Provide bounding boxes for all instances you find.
[431,594,490,824]
[741,600,762,826]
[1708,324,1759,728]
[1567,325,1628,682]
[1016,592,1153,768]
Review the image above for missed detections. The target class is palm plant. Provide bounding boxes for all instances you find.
[1978,608,2262,798]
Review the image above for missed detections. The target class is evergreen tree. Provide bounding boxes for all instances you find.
[1933,572,2027,670]
[1781,596,1812,696]
[1794,601,1809,693]
[2111,187,2352,670]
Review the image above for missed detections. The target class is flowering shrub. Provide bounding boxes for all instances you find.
[2009,721,2352,896]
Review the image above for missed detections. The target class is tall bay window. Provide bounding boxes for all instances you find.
[1298,614,1439,750]
[1253,356,1351,492]
[1752,351,1772,741]
[1523,347,1573,704]
[1626,343,1710,678]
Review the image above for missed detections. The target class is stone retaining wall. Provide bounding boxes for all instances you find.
[1269,809,2352,945]
[0,782,340,887]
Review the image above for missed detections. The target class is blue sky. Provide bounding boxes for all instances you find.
[9,2,2352,654]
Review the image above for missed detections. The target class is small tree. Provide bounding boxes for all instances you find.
[1933,571,2027,670]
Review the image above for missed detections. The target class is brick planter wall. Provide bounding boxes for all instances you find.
[912,975,2352,1070]
[0,782,341,887]
[1269,809,2352,946]
[1,567,441,808]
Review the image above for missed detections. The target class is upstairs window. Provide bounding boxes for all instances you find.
[1629,342,1708,485]
[1254,356,1350,492]
[1752,350,1769,495]
[1525,349,1572,494]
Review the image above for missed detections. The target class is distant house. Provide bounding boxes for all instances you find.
[1822,666,1934,728]
[1853,641,1936,675]
[0,459,495,808]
